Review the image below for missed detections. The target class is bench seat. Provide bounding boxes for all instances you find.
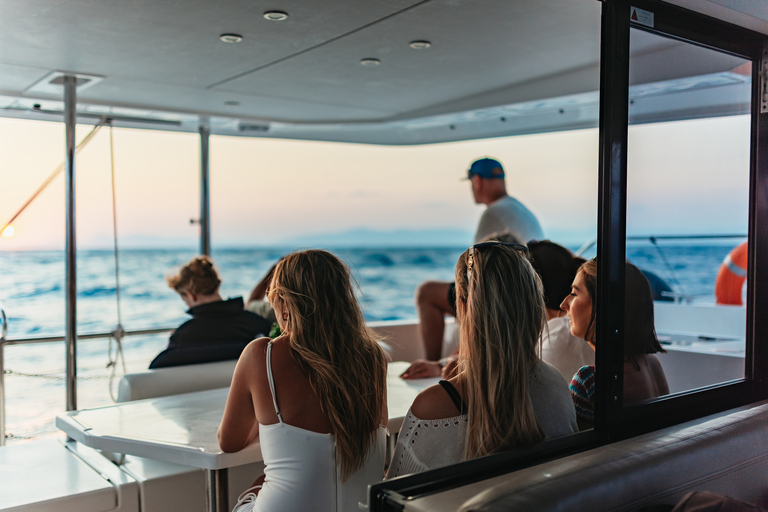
[0,439,138,512]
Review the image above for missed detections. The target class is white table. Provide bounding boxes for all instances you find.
[56,362,438,512]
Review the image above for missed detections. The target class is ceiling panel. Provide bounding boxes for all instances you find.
[75,76,393,122]
[0,0,421,91]
[214,0,601,120]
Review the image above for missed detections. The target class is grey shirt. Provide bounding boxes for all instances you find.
[475,195,544,244]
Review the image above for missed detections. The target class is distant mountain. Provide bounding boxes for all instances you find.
[277,227,473,248]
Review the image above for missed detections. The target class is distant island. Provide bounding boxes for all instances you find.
[276,227,473,248]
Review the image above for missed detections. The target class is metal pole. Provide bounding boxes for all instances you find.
[199,119,211,256]
[205,468,228,512]
[64,75,78,412]
[0,343,5,447]
[0,299,6,444]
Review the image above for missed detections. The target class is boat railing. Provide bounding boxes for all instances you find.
[575,234,748,303]
[0,326,173,446]
[574,233,748,257]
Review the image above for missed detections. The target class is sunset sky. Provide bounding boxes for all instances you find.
[0,114,750,251]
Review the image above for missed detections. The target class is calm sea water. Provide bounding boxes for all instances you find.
[0,243,741,441]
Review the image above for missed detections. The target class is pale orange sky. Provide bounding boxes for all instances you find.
[0,114,750,251]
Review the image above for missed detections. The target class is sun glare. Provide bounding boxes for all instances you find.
[1,225,15,238]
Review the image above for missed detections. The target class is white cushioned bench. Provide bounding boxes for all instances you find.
[396,401,768,511]
[0,439,138,512]
[117,360,237,402]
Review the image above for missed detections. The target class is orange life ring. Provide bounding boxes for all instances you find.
[715,242,748,305]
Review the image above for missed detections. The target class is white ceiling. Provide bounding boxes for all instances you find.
[0,0,765,144]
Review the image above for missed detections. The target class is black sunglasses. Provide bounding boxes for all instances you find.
[467,241,529,281]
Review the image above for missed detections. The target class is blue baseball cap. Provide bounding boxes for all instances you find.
[466,158,505,179]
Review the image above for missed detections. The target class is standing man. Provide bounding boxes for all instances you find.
[402,157,544,378]
[468,157,543,244]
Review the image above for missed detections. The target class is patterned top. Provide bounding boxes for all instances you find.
[570,364,596,428]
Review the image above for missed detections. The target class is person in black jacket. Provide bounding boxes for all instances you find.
[149,255,271,368]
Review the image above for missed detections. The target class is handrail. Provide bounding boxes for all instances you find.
[0,325,173,446]
[574,233,748,257]
[0,327,173,347]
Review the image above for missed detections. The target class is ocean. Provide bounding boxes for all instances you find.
[0,242,743,442]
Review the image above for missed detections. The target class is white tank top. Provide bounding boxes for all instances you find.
[254,342,387,512]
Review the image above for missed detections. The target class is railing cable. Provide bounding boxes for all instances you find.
[105,120,127,402]
[0,121,106,232]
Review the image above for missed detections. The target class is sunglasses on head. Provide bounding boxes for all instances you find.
[467,241,529,281]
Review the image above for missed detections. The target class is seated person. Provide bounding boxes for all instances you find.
[561,259,670,428]
[528,240,594,380]
[244,259,281,325]
[387,242,577,478]
[149,256,271,368]
[218,250,388,512]
[401,232,519,379]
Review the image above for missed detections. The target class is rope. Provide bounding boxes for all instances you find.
[649,237,688,300]
[4,368,113,381]
[105,121,127,402]
[1,121,106,231]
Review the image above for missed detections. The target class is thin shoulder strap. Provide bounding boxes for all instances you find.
[266,342,283,423]
[438,380,468,415]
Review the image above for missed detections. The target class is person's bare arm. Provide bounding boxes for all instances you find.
[248,261,282,302]
[218,341,263,452]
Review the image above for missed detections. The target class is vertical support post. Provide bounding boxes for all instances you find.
[205,468,228,512]
[0,303,6,445]
[595,0,631,432]
[0,343,5,446]
[199,118,211,257]
[64,75,78,412]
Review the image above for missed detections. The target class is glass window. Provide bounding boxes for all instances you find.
[625,28,751,401]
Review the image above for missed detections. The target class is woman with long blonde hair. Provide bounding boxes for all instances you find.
[218,250,388,512]
[387,242,576,477]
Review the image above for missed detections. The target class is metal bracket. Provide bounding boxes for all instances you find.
[761,42,768,114]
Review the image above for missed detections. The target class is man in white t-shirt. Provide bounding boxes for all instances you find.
[402,158,544,379]
[469,158,543,244]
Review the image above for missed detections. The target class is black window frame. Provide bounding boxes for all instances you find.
[370,2,768,510]
[597,0,768,438]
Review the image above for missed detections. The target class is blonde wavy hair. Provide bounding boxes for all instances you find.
[267,250,387,480]
[454,243,546,459]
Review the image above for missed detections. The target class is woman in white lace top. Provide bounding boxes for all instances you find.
[387,242,577,478]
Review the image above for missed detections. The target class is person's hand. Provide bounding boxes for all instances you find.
[400,359,442,380]
[441,357,459,379]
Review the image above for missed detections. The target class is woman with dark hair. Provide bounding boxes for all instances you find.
[561,260,669,428]
[218,250,388,512]
[527,241,594,380]
[387,242,576,477]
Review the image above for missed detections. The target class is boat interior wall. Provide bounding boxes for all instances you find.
[658,348,743,394]
[391,400,768,512]
[654,302,745,339]
[117,455,265,512]
[0,439,139,512]
[369,318,458,363]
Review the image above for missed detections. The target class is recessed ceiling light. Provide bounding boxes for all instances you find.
[263,10,288,21]
[409,40,431,50]
[224,100,240,107]
[219,33,243,43]
[360,58,381,66]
